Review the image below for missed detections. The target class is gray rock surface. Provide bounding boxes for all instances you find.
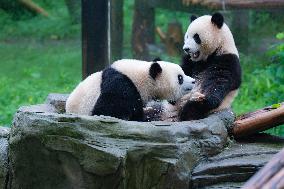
[45,93,69,113]
[0,127,10,189]
[8,94,233,189]
[192,140,283,188]
[5,94,283,189]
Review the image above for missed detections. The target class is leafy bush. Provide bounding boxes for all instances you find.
[232,32,284,135]
[264,32,284,101]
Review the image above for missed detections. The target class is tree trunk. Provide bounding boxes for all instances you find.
[131,0,155,60]
[81,0,109,79]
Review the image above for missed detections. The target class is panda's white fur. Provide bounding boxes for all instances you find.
[144,13,242,121]
[66,59,195,121]
[179,12,242,120]
[66,71,102,115]
[183,15,238,62]
[111,59,193,103]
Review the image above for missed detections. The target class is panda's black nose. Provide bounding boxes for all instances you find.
[184,48,190,54]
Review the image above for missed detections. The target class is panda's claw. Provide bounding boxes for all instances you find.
[190,91,205,102]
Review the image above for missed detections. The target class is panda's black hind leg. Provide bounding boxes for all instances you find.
[92,67,145,121]
[92,94,144,121]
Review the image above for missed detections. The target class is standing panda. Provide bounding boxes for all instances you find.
[66,59,195,121]
[179,12,242,120]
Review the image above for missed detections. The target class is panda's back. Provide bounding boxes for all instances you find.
[66,71,102,115]
[92,67,144,121]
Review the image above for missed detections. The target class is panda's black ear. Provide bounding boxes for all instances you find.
[190,15,197,23]
[153,57,161,62]
[211,12,224,29]
[149,62,162,80]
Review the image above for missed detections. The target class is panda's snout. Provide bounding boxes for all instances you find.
[182,77,195,94]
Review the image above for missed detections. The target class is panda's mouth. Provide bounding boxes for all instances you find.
[192,51,200,59]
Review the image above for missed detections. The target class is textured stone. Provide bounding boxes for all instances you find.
[45,93,69,113]
[7,94,283,189]
[0,127,10,189]
[192,134,284,188]
[8,96,233,189]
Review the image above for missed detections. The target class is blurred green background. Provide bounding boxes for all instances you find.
[0,0,283,135]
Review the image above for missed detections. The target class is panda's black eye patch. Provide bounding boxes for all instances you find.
[178,74,183,85]
[193,33,201,44]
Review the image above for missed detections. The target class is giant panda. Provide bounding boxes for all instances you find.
[179,12,242,121]
[66,59,195,121]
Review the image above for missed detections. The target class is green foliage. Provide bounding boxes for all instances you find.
[0,0,80,40]
[276,32,284,40]
[0,0,36,20]
[233,33,284,135]
[0,42,81,126]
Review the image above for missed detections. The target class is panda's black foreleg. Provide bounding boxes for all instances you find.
[181,55,194,76]
[179,87,228,121]
[179,101,205,120]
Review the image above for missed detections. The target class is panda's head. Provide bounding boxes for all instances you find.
[111,59,195,103]
[149,60,195,102]
[183,13,238,62]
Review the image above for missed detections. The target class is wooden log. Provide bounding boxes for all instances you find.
[81,0,109,79]
[233,103,284,137]
[19,0,49,17]
[242,147,284,189]
[182,0,284,9]
[148,0,207,12]
[149,0,284,11]
[131,0,155,60]
[205,0,284,9]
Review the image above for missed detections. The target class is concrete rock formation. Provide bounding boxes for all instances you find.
[0,94,280,189]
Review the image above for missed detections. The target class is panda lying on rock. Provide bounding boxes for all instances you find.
[145,12,242,121]
[66,59,195,121]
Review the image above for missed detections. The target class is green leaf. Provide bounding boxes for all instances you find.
[276,32,284,40]
[271,103,281,109]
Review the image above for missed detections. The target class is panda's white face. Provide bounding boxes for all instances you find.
[183,15,222,62]
[154,61,195,102]
[183,13,239,62]
[111,59,195,103]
